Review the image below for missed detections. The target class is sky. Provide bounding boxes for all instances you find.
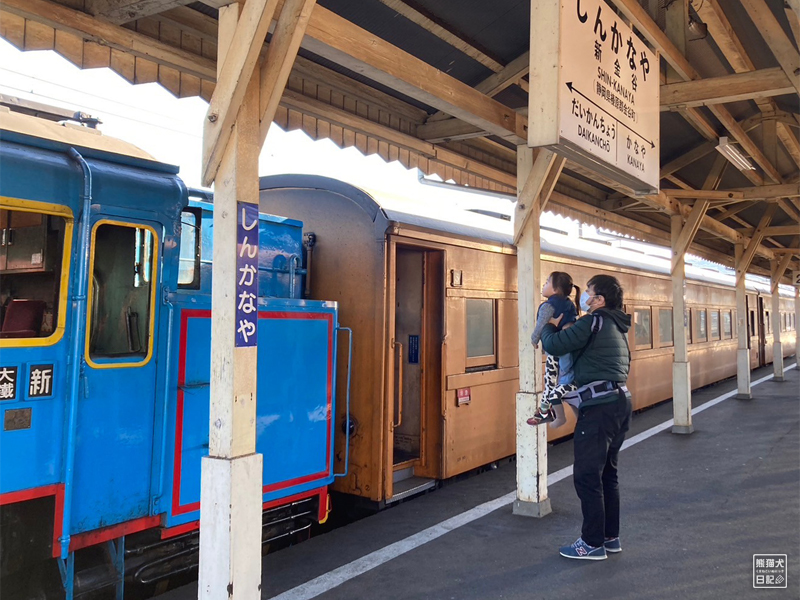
[0,38,518,217]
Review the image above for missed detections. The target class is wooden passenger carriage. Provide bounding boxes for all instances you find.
[260,174,796,506]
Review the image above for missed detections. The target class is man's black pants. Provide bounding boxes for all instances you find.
[572,392,632,548]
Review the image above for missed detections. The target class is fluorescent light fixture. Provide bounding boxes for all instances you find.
[716,136,755,171]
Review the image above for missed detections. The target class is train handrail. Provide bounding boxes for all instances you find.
[392,340,404,429]
[334,326,352,478]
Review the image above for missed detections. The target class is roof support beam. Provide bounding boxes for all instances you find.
[727,183,800,200]
[660,67,794,110]
[663,190,743,200]
[737,225,800,237]
[375,0,504,72]
[771,254,796,293]
[302,5,526,143]
[257,0,317,147]
[671,199,710,274]
[737,204,778,284]
[202,0,280,186]
[89,0,195,24]
[513,148,563,245]
[739,0,800,98]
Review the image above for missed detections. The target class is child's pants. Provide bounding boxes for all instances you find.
[541,354,578,412]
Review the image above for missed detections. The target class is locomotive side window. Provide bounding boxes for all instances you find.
[722,310,732,338]
[465,298,495,368]
[0,206,70,344]
[710,310,720,340]
[87,222,157,364]
[633,307,651,349]
[178,209,200,289]
[658,308,673,346]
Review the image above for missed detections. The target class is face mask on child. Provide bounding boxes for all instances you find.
[579,291,592,312]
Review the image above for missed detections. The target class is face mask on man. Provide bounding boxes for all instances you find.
[579,291,592,312]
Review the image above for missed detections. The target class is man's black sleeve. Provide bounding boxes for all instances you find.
[541,314,593,356]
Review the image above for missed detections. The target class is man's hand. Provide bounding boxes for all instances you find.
[549,313,563,327]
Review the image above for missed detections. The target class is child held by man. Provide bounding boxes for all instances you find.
[527,271,580,428]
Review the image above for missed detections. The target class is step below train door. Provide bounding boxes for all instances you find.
[387,245,443,503]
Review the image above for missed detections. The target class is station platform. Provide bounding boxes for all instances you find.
[163,361,799,600]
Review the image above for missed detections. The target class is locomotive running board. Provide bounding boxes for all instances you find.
[387,477,436,504]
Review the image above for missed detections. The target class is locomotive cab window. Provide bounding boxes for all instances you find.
[466,298,496,369]
[178,208,200,289]
[0,205,71,344]
[633,307,652,349]
[87,221,157,364]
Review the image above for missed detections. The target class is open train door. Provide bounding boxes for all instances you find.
[384,240,443,503]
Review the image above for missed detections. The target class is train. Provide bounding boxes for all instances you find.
[258,174,797,507]
[0,107,349,599]
[1,104,796,598]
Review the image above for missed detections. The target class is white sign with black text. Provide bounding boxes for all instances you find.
[531,0,660,194]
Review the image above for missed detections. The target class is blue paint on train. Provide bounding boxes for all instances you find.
[0,113,345,598]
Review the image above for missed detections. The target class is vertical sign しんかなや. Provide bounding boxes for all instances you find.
[236,202,259,347]
[530,0,659,194]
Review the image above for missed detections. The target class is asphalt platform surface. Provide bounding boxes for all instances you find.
[163,361,799,600]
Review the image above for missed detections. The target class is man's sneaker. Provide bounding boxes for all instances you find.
[604,537,622,553]
[559,537,607,560]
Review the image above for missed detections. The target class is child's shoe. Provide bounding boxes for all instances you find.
[604,537,622,553]
[559,537,607,560]
[526,409,554,426]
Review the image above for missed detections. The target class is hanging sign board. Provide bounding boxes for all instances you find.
[529,0,660,194]
[793,270,800,288]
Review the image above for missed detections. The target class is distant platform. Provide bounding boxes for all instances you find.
[162,361,799,600]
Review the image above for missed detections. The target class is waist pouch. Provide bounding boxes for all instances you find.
[564,380,630,406]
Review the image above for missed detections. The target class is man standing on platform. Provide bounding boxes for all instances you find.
[540,274,632,561]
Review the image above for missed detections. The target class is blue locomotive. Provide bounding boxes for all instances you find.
[0,104,348,599]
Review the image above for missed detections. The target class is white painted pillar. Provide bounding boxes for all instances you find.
[795,281,800,362]
[771,260,784,380]
[735,244,751,399]
[198,4,263,599]
[513,146,550,518]
[671,214,693,434]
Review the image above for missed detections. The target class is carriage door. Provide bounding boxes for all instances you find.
[72,219,160,533]
[757,296,767,367]
[388,246,442,502]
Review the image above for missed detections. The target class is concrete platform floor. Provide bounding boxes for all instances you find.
[163,361,799,600]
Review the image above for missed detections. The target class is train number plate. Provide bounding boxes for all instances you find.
[4,408,32,431]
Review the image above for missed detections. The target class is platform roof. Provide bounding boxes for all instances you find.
[1,0,798,279]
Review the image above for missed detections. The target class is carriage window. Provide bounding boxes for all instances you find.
[765,311,770,334]
[633,308,651,348]
[749,310,755,337]
[696,309,707,342]
[178,209,200,288]
[466,298,495,368]
[658,308,673,346]
[88,222,156,362]
[710,310,720,340]
[0,207,69,343]
[723,311,732,338]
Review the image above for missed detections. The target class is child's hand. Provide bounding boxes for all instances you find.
[549,314,563,327]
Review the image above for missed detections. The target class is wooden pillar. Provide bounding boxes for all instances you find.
[795,279,800,362]
[513,145,551,518]
[670,214,693,433]
[735,243,752,399]
[771,260,785,380]
[198,3,263,599]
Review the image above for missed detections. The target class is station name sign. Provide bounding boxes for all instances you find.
[529,0,660,194]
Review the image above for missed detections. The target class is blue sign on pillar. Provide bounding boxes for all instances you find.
[236,202,259,347]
